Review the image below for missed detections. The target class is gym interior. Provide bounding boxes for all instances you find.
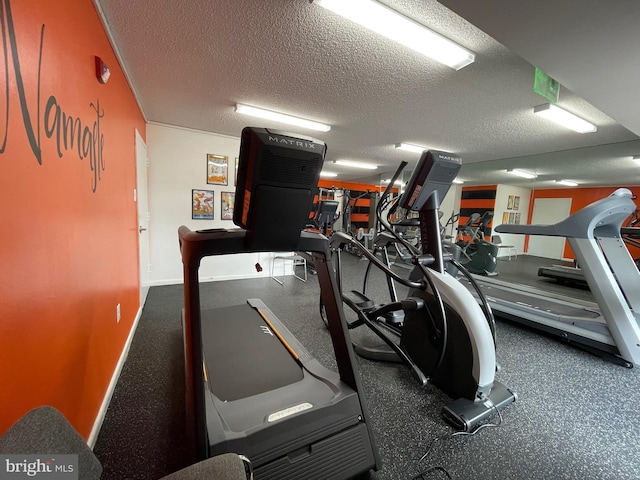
[1,1,639,479]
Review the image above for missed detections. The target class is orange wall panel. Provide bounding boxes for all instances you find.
[318,179,388,193]
[0,0,145,439]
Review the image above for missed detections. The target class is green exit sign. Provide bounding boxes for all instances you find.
[534,67,559,103]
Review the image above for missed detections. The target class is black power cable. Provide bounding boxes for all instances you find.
[410,398,504,479]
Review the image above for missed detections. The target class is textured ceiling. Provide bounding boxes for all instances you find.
[93,0,640,188]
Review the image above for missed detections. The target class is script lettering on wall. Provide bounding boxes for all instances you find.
[0,0,106,192]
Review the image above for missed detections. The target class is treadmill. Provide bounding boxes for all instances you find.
[537,225,640,286]
[178,127,379,479]
[461,189,640,367]
[537,263,588,287]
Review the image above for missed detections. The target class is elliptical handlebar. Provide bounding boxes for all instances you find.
[329,231,424,290]
[374,162,423,258]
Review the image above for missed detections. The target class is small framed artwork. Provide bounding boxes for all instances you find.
[221,191,235,220]
[207,154,228,185]
[502,212,509,224]
[515,212,521,225]
[192,189,214,220]
[513,195,520,211]
[508,212,516,224]
[507,195,514,210]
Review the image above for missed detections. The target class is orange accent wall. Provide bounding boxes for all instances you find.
[459,185,497,239]
[0,0,145,439]
[528,187,640,259]
[318,178,389,193]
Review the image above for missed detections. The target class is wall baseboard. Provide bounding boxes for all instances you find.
[150,271,273,287]
[88,306,143,448]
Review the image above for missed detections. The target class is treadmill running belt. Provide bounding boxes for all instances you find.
[201,303,304,401]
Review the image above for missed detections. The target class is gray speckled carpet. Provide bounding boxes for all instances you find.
[94,253,640,480]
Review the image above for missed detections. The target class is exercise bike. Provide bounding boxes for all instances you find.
[327,151,516,431]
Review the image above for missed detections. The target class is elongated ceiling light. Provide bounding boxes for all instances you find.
[452,179,464,184]
[556,179,579,187]
[320,171,338,177]
[235,103,331,132]
[382,179,404,185]
[335,159,378,170]
[533,104,597,133]
[507,169,537,179]
[311,0,475,70]
[395,143,427,153]
[633,155,640,164]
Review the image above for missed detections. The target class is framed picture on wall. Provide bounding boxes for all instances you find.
[507,195,514,209]
[509,212,516,224]
[502,212,509,224]
[221,191,235,220]
[207,154,228,185]
[513,196,520,210]
[515,212,521,225]
[192,189,214,220]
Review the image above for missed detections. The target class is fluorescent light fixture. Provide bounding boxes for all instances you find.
[312,0,475,70]
[395,143,427,153]
[382,179,404,185]
[507,169,537,179]
[334,159,378,170]
[452,179,464,184]
[556,179,578,187]
[320,171,338,177]
[235,103,331,132]
[533,103,597,133]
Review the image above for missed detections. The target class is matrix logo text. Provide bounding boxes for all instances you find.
[268,135,317,149]
[0,455,78,480]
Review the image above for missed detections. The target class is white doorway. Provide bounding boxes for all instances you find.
[527,197,572,259]
[136,130,151,305]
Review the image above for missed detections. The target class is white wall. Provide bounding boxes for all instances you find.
[440,184,462,239]
[528,197,572,260]
[493,184,532,257]
[147,123,274,285]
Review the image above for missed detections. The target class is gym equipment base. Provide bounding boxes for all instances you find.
[441,381,516,432]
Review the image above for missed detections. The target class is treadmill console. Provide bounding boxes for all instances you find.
[234,127,327,250]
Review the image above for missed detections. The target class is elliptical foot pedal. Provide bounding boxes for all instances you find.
[441,381,516,432]
[344,290,376,311]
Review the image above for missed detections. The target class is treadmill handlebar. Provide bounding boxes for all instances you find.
[392,218,421,227]
[495,223,559,236]
[179,226,332,265]
[329,231,353,249]
[495,188,636,239]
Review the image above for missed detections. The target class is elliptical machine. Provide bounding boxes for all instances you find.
[446,211,499,276]
[328,150,516,431]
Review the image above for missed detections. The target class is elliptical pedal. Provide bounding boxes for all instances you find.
[343,290,376,312]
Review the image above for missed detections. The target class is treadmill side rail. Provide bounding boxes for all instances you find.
[570,237,640,366]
